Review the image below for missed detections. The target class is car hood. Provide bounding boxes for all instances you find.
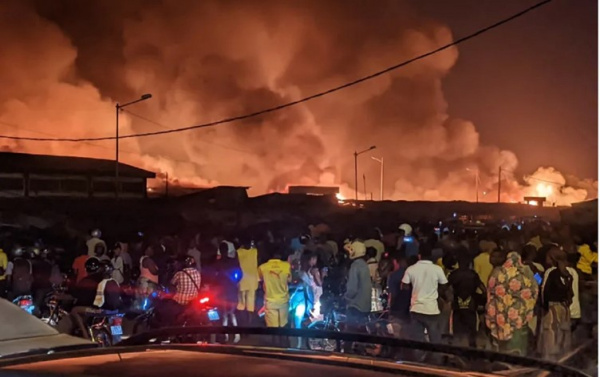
[3,346,504,377]
[0,333,92,358]
[0,298,91,357]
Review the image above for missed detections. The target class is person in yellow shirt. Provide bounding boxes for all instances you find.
[258,248,291,328]
[237,237,259,325]
[474,238,495,287]
[576,242,597,277]
[0,248,7,298]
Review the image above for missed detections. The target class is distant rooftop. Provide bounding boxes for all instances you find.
[0,152,155,178]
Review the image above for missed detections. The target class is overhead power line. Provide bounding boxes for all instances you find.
[123,109,256,155]
[523,176,565,186]
[0,0,552,143]
[0,119,255,163]
[499,167,565,186]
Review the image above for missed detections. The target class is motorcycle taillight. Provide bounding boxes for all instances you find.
[111,317,123,326]
[19,299,32,307]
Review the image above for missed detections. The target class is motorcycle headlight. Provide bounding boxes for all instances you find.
[295,303,306,318]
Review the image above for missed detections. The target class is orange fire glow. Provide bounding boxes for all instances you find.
[0,2,596,206]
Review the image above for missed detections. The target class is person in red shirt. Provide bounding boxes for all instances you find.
[72,249,89,284]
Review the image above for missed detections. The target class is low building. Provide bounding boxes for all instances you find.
[524,196,547,206]
[288,186,339,196]
[0,152,155,198]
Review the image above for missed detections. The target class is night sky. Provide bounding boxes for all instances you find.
[414,0,597,179]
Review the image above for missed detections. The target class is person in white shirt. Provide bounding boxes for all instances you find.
[86,229,106,257]
[187,234,202,272]
[111,243,125,285]
[401,244,448,344]
[117,241,132,273]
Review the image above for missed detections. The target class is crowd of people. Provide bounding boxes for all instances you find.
[0,218,596,362]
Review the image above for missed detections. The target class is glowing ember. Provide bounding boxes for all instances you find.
[336,193,345,203]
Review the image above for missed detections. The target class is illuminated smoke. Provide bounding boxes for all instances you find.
[0,0,596,205]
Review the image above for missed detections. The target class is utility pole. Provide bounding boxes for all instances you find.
[115,93,152,199]
[354,151,358,201]
[371,156,384,201]
[115,104,119,199]
[476,169,479,203]
[165,172,169,198]
[497,166,502,203]
[353,146,376,201]
[363,174,367,201]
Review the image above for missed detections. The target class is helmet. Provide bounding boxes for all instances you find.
[184,256,196,268]
[91,229,102,238]
[100,260,114,276]
[348,241,366,259]
[25,247,39,259]
[11,247,25,259]
[85,257,102,274]
[40,248,52,259]
[399,223,413,236]
[299,234,311,245]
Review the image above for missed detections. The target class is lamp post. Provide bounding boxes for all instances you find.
[371,156,383,201]
[115,93,152,198]
[354,145,376,201]
[466,167,480,203]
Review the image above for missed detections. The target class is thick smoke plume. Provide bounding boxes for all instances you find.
[0,0,596,205]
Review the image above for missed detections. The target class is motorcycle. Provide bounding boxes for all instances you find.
[307,293,345,352]
[82,309,125,346]
[40,284,74,327]
[307,292,393,356]
[132,289,220,338]
[131,285,170,334]
[12,295,36,315]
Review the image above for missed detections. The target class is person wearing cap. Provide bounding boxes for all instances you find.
[397,223,419,258]
[344,240,372,337]
[87,229,106,257]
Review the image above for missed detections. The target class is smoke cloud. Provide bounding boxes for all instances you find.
[0,0,596,205]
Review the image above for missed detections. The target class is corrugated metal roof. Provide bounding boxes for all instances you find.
[0,152,155,178]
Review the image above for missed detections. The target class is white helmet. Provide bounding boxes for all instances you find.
[398,223,412,236]
[91,229,102,238]
[348,241,366,260]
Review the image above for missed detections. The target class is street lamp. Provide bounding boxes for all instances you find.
[115,93,152,198]
[354,145,376,201]
[466,167,480,203]
[371,156,384,201]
